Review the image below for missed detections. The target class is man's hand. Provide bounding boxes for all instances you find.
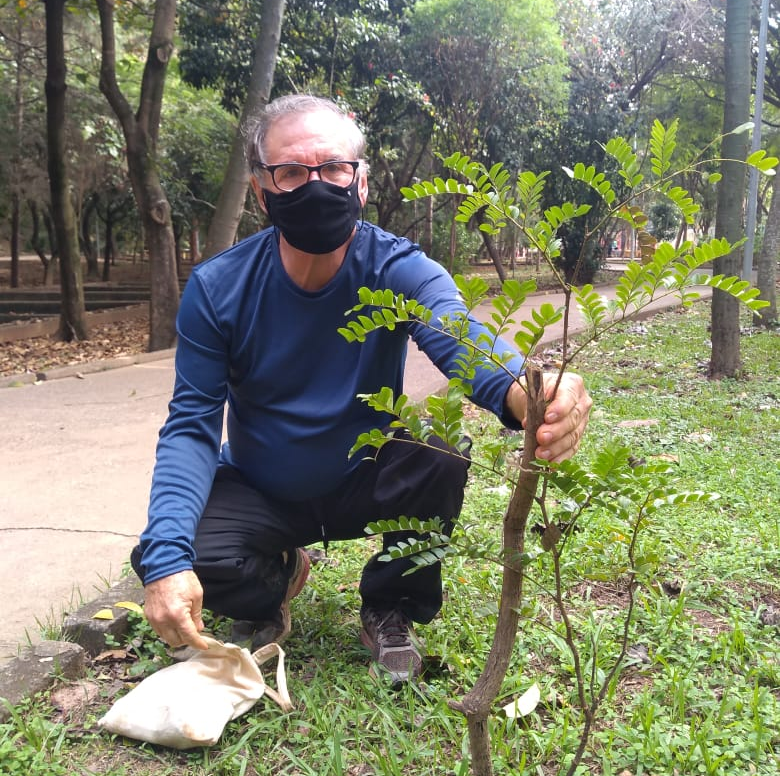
[506,372,592,462]
[143,570,209,650]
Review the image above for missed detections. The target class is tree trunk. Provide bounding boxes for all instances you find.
[102,215,114,282]
[97,0,180,351]
[10,17,24,290]
[190,217,201,263]
[450,368,545,776]
[10,193,20,289]
[81,193,100,279]
[753,172,779,327]
[44,0,88,341]
[480,232,507,283]
[711,0,750,378]
[203,0,287,259]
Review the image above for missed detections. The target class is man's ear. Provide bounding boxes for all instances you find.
[358,167,368,208]
[249,175,268,214]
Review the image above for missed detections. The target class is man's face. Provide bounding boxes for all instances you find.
[253,110,368,210]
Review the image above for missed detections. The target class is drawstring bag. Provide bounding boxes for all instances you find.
[98,636,292,749]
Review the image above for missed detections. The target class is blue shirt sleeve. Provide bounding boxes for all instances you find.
[385,253,525,428]
[137,273,229,584]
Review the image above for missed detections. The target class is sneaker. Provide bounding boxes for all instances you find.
[231,547,310,650]
[360,606,423,683]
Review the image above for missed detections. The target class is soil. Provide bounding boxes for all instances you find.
[0,315,151,379]
[1,258,153,379]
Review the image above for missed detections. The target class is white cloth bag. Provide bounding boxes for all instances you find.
[98,636,293,749]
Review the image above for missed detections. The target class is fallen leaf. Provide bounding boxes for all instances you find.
[502,683,541,718]
[95,648,128,661]
[92,608,114,620]
[114,601,143,614]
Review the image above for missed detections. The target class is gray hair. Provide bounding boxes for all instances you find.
[245,94,367,167]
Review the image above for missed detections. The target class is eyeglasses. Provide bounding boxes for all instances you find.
[252,160,360,192]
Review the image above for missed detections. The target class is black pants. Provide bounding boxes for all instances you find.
[132,432,471,625]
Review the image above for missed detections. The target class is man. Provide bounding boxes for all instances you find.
[132,94,592,683]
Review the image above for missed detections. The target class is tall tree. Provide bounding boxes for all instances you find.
[750,0,780,327]
[203,0,286,258]
[711,0,751,378]
[754,167,779,325]
[96,0,179,351]
[43,0,88,340]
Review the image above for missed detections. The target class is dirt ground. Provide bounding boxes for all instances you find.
[0,257,154,378]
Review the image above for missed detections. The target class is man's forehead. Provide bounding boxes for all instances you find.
[266,110,350,151]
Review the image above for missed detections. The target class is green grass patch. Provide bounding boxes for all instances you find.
[2,303,778,775]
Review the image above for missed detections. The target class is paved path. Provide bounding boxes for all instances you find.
[0,281,711,663]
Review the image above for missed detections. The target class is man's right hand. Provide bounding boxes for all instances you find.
[143,570,209,650]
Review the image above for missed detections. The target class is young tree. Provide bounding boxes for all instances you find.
[345,121,773,776]
[43,0,88,340]
[96,0,179,351]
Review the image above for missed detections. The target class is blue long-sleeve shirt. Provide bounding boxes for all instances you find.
[138,223,524,584]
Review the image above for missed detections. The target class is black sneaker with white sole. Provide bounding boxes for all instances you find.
[360,606,423,683]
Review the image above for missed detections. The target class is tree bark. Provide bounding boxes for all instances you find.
[203,0,287,259]
[711,0,750,378]
[480,232,507,283]
[44,0,88,341]
[754,172,779,326]
[450,367,545,776]
[81,192,100,279]
[97,0,180,351]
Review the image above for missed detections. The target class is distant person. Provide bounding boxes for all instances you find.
[131,94,592,682]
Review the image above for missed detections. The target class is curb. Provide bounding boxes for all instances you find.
[0,346,176,389]
[0,576,145,720]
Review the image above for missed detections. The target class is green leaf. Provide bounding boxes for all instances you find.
[649,118,678,179]
[746,149,779,175]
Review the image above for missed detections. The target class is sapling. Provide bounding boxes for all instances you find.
[339,119,774,776]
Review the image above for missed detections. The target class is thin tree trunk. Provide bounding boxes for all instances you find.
[204,0,287,259]
[10,18,24,290]
[81,193,100,279]
[97,0,179,351]
[44,0,88,341]
[480,232,506,283]
[10,194,20,289]
[711,0,750,378]
[450,367,545,776]
[754,172,779,326]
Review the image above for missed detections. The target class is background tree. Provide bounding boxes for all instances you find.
[711,0,751,378]
[750,0,780,327]
[1,2,54,287]
[203,0,286,258]
[44,0,87,340]
[151,63,236,265]
[96,0,180,351]
[403,0,567,276]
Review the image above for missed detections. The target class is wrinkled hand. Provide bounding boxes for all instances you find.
[143,570,209,650]
[507,372,592,462]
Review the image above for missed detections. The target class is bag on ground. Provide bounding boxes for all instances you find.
[98,636,292,749]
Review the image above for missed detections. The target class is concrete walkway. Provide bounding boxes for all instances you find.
[0,280,712,664]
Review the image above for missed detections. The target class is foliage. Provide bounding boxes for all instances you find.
[0,699,68,776]
[2,309,778,776]
[403,0,567,167]
[339,120,774,774]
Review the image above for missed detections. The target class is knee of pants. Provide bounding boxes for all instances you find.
[375,432,471,523]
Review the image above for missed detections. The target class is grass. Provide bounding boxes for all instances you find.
[1,302,778,775]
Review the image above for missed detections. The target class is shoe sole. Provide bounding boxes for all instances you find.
[359,626,422,683]
[276,548,311,644]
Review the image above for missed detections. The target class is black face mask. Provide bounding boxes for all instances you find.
[262,179,361,254]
